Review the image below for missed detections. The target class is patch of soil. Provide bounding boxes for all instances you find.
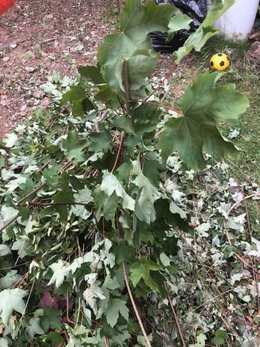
[0,0,115,139]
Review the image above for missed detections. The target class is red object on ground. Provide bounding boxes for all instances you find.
[0,0,16,15]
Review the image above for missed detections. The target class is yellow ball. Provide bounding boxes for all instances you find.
[210,53,230,71]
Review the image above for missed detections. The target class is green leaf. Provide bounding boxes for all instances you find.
[142,155,161,187]
[175,27,217,64]
[42,332,65,345]
[113,116,134,134]
[26,316,45,339]
[159,72,249,170]
[131,160,161,224]
[61,85,85,104]
[106,298,129,328]
[78,65,104,84]
[48,260,69,288]
[189,333,207,347]
[74,186,93,203]
[103,275,121,291]
[0,338,9,347]
[98,0,175,97]
[3,133,18,148]
[40,307,62,331]
[43,167,59,187]
[101,171,135,211]
[87,128,112,153]
[0,270,22,290]
[0,156,4,169]
[130,256,160,291]
[113,242,136,264]
[52,173,74,220]
[95,189,119,222]
[0,206,18,225]
[0,245,11,257]
[0,288,27,325]
[168,13,192,33]
[61,131,88,162]
[175,0,235,63]
[96,84,121,109]
[126,52,158,99]
[132,104,162,139]
[212,330,228,345]
[61,86,96,116]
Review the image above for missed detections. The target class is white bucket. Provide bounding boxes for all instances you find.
[214,0,259,40]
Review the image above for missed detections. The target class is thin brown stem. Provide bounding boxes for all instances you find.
[29,201,92,207]
[164,282,187,347]
[0,214,19,233]
[111,131,125,173]
[128,99,183,116]
[122,261,152,347]
[110,60,129,173]
[123,61,130,114]
[104,336,110,347]
[144,64,177,103]
[227,192,260,215]
[15,182,46,206]
[66,290,75,325]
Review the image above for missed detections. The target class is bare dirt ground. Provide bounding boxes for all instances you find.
[0,0,115,139]
[1,1,258,141]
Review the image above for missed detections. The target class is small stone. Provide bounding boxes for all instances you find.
[25,67,35,73]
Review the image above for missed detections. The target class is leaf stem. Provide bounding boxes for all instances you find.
[144,64,177,103]
[164,282,187,347]
[28,201,92,207]
[111,131,125,173]
[129,99,183,116]
[123,61,130,115]
[0,213,19,233]
[104,336,110,347]
[122,261,152,347]
[15,182,46,206]
[110,60,129,173]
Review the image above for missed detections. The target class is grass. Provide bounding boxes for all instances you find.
[199,35,259,179]
[162,37,260,231]
[167,35,260,184]
[222,69,260,183]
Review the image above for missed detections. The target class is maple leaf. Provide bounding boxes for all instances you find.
[159,72,249,171]
[0,270,21,290]
[61,131,87,163]
[48,260,70,288]
[0,288,27,325]
[101,171,135,211]
[106,298,129,328]
[26,317,44,339]
[98,0,175,98]
[131,160,161,224]
[130,256,160,291]
[61,85,96,116]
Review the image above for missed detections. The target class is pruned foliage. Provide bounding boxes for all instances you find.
[0,1,254,346]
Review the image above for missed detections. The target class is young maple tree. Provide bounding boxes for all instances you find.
[0,0,250,346]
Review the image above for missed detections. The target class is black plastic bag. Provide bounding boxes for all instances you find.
[149,0,208,53]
